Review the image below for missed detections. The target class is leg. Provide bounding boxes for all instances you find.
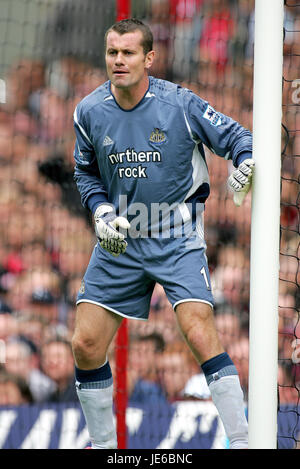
[175,301,224,364]
[175,301,248,449]
[71,302,123,449]
[72,301,122,369]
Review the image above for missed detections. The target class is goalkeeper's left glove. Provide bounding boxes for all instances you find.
[94,204,130,257]
[227,158,255,207]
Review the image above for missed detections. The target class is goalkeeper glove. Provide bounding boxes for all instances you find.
[227,158,255,207]
[94,204,130,257]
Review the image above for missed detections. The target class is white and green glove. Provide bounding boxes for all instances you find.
[94,204,130,257]
[227,158,255,207]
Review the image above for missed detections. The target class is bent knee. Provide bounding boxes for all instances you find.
[71,334,106,366]
[72,334,96,355]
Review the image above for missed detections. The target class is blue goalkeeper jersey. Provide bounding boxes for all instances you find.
[73,76,252,235]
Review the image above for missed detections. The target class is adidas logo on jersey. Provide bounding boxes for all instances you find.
[103,135,114,146]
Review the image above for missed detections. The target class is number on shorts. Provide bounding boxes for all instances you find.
[200,266,211,290]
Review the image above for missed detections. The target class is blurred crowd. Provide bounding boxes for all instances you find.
[0,0,299,419]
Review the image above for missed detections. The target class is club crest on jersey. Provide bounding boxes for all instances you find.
[149,128,166,144]
[203,105,222,126]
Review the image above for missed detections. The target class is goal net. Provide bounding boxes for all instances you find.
[0,0,298,449]
[277,0,300,449]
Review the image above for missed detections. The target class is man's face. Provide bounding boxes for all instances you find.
[105,30,153,90]
[41,342,74,383]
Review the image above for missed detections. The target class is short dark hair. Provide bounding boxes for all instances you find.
[131,332,165,353]
[0,370,33,404]
[104,18,153,55]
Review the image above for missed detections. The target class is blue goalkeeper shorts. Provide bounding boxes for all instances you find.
[76,236,215,320]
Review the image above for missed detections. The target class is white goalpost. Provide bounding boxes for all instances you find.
[248,0,284,449]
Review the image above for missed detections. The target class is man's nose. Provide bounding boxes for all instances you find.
[115,52,124,65]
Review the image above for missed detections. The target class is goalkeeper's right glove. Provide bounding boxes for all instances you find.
[227,158,255,207]
[94,204,130,257]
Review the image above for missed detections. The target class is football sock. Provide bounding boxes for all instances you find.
[202,352,248,449]
[75,360,117,449]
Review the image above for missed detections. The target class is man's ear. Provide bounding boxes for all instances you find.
[145,50,155,69]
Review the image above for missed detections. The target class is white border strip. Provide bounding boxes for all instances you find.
[76,299,148,321]
[173,298,214,311]
[183,110,198,143]
[74,107,93,145]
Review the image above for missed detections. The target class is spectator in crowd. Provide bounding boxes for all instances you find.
[128,332,166,404]
[214,301,243,351]
[227,336,249,399]
[211,244,250,317]
[6,267,62,324]
[16,313,50,350]
[40,338,78,402]
[4,59,45,113]
[4,338,56,403]
[0,308,18,342]
[158,341,210,401]
[198,0,235,82]
[278,362,299,405]
[169,0,204,79]
[147,0,173,79]
[0,370,33,406]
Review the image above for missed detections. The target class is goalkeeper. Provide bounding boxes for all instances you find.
[71,18,254,449]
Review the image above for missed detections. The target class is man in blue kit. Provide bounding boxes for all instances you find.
[71,18,254,449]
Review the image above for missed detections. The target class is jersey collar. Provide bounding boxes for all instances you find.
[107,76,155,112]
